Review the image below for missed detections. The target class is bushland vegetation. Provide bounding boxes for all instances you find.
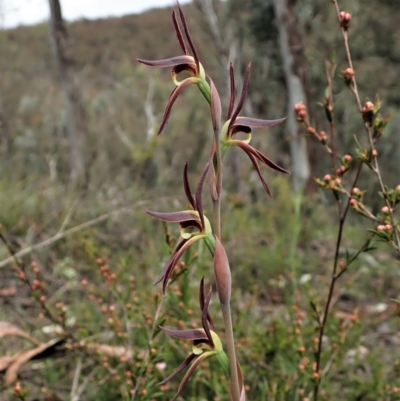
[0,1,400,400]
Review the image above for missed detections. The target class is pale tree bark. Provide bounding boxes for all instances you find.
[48,0,87,184]
[272,0,310,192]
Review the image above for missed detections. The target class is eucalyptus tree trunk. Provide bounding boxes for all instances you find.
[272,0,310,192]
[48,0,87,185]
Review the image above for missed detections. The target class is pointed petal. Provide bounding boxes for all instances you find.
[177,3,200,73]
[249,151,272,196]
[233,116,286,129]
[227,63,235,119]
[160,327,207,341]
[230,63,251,126]
[195,163,210,230]
[158,77,198,135]
[199,278,214,330]
[209,77,222,133]
[183,161,196,209]
[172,353,210,401]
[202,287,214,348]
[158,353,196,386]
[160,236,204,293]
[145,209,199,223]
[153,238,188,286]
[235,141,289,174]
[172,9,187,54]
[137,55,194,68]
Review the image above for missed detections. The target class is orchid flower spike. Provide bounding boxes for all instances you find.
[145,162,215,293]
[137,2,211,134]
[218,63,290,196]
[158,278,228,400]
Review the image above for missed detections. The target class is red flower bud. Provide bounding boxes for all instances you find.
[363,101,374,112]
[319,131,328,143]
[294,102,307,122]
[362,101,375,125]
[343,68,355,84]
[339,11,351,31]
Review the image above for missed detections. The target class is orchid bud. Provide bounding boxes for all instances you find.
[213,236,231,305]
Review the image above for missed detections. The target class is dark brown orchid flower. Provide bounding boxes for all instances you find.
[137,3,211,135]
[159,278,228,401]
[218,63,290,196]
[145,162,215,293]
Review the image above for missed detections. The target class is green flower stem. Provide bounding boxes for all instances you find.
[221,302,240,401]
[198,70,240,401]
[212,124,240,401]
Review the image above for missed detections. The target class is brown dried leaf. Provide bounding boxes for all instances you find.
[0,322,39,345]
[4,338,64,385]
[86,343,133,359]
[0,356,15,372]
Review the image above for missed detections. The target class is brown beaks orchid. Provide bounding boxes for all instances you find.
[159,279,228,401]
[137,3,211,135]
[145,162,215,293]
[218,63,289,196]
